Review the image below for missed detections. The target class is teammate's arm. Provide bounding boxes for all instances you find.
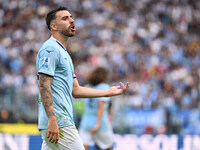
[39,73,59,144]
[72,78,129,98]
[90,101,105,134]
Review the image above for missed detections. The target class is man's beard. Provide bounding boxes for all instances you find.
[60,29,75,37]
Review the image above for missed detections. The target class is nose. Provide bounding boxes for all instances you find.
[70,18,74,24]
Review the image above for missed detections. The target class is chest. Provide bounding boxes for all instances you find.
[57,50,74,76]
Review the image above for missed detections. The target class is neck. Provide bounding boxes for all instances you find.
[52,32,69,49]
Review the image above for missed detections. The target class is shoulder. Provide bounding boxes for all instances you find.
[38,39,60,57]
[41,38,59,51]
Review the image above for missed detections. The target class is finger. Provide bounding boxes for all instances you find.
[49,132,54,143]
[51,138,55,144]
[55,133,59,144]
[47,131,50,138]
[117,86,121,89]
[120,82,125,89]
[51,139,55,144]
[55,139,58,144]
[51,132,58,144]
[126,82,129,89]
[120,82,129,91]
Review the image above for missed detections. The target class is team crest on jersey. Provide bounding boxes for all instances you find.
[42,57,50,68]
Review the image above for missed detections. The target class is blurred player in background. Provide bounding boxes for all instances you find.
[79,67,114,150]
[36,6,129,150]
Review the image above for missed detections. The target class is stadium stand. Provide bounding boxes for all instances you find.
[0,0,200,135]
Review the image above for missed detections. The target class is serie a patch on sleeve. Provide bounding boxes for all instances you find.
[42,57,50,68]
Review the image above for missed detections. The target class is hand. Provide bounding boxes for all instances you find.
[47,117,59,144]
[90,124,100,134]
[108,82,129,96]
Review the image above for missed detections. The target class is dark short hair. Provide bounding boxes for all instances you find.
[87,67,108,86]
[46,6,68,30]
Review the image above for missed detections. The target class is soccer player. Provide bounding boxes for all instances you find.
[36,6,129,150]
[79,67,114,150]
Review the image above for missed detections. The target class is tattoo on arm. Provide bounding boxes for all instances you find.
[39,74,55,118]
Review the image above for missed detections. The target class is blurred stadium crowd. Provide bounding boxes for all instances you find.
[0,0,200,134]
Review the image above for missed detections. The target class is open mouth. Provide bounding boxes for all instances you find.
[71,25,76,31]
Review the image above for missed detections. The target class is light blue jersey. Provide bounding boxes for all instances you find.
[36,37,76,130]
[79,83,111,131]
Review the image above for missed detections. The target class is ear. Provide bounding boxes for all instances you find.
[50,22,58,31]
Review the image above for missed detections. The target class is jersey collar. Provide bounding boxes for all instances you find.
[51,36,67,51]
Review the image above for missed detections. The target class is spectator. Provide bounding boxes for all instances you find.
[0,0,199,134]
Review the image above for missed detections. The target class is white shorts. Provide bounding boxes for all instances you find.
[79,129,113,149]
[41,125,85,150]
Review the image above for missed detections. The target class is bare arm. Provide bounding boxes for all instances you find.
[39,74,59,144]
[90,101,105,134]
[39,74,55,118]
[72,78,129,98]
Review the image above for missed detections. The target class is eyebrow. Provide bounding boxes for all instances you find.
[61,15,73,19]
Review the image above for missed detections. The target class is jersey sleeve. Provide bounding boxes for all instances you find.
[37,46,59,76]
[73,73,76,79]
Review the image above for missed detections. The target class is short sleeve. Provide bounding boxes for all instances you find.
[37,46,59,76]
[73,73,76,79]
